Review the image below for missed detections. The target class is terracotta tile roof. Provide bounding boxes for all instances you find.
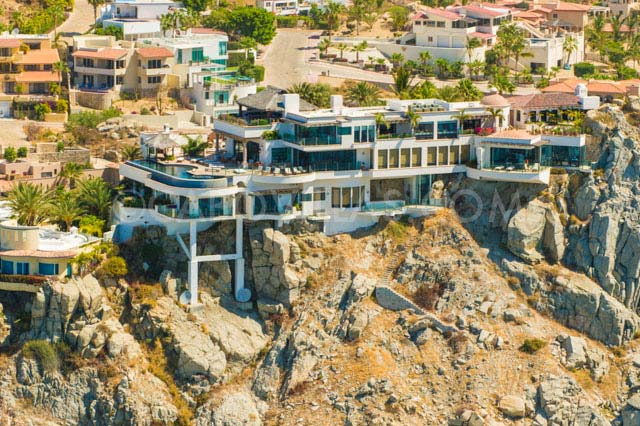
[588,81,626,94]
[137,47,173,58]
[533,6,552,13]
[490,129,536,139]
[553,1,591,11]
[542,78,629,95]
[14,49,60,65]
[508,93,581,109]
[456,4,510,17]
[481,93,510,107]
[0,39,21,48]
[14,71,61,83]
[72,48,129,60]
[513,10,545,19]
[190,27,227,36]
[416,7,462,20]
[0,249,77,258]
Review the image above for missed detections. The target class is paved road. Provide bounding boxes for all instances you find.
[51,0,95,38]
[259,29,540,95]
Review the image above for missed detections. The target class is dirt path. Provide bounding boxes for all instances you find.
[51,0,95,38]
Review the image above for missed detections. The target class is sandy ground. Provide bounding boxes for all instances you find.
[53,0,95,37]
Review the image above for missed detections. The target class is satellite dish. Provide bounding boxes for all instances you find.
[236,287,251,303]
[179,290,191,305]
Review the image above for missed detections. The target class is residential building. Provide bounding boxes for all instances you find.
[116,88,595,306]
[542,78,640,101]
[191,70,257,119]
[508,88,599,129]
[606,0,640,16]
[99,0,183,40]
[0,219,98,280]
[0,34,61,118]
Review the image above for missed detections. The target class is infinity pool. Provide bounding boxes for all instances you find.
[133,160,223,180]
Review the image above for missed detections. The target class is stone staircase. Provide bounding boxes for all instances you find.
[374,252,425,315]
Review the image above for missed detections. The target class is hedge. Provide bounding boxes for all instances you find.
[574,62,595,78]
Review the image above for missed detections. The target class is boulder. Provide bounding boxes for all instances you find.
[498,395,525,418]
[195,391,267,426]
[507,199,548,263]
[536,375,608,425]
[622,393,640,426]
[574,180,601,221]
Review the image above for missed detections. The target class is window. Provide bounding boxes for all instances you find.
[437,21,445,27]
[81,58,94,67]
[39,262,59,275]
[416,122,434,140]
[177,49,183,64]
[116,76,123,85]
[427,36,433,42]
[438,146,449,165]
[412,148,422,167]
[313,187,326,201]
[191,48,204,63]
[219,41,227,56]
[354,125,375,142]
[427,147,437,165]
[401,148,411,167]
[148,76,161,84]
[449,146,459,164]
[16,262,29,275]
[204,92,209,100]
[389,149,399,168]
[460,145,470,163]
[1,260,13,274]
[377,150,388,168]
[148,59,162,69]
[332,186,364,208]
[332,188,341,208]
[426,20,436,27]
[437,121,458,139]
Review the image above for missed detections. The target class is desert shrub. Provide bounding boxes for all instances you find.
[140,107,151,115]
[447,332,468,353]
[79,215,105,237]
[3,147,16,162]
[413,282,445,311]
[519,338,546,354]
[383,220,409,240]
[574,62,595,78]
[34,102,52,121]
[55,99,69,113]
[22,340,59,372]
[98,256,128,278]
[17,147,28,158]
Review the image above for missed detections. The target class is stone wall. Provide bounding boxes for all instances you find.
[72,90,115,110]
[374,286,425,314]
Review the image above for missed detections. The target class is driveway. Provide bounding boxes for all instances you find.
[51,0,95,38]
[259,29,540,95]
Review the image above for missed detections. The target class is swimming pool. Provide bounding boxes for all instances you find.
[130,160,229,189]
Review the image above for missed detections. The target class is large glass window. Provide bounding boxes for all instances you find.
[16,262,29,275]
[416,122,434,140]
[332,188,341,208]
[460,145,470,163]
[450,146,459,164]
[427,147,437,166]
[38,262,59,275]
[291,149,356,171]
[389,149,399,168]
[401,148,411,167]
[331,186,364,208]
[377,150,388,168]
[271,147,291,165]
[354,125,375,142]
[290,125,340,145]
[412,148,422,167]
[1,260,13,274]
[219,41,227,55]
[191,48,204,63]
[437,121,458,139]
[490,147,538,168]
[438,146,448,165]
[541,145,586,167]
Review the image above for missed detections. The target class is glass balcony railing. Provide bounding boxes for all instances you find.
[362,200,405,212]
[281,133,340,146]
[157,204,233,219]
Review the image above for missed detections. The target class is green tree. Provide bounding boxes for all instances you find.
[227,7,276,45]
[121,145,142,161]
[7,182,53,226]
[324,1,345,39]
[183,0,207,12]
[53,60,71,94]
[455,79,483,101]
[486,107,503,128]
[374,112,388,135]
[288,82,332,108]
[351,41,368,62]
[563,35,577,66]
[239,36,258,60]
[58,162,84,188]
[336,42,348,59]
[465,37,482,75]
[388,6,408,31]
[435,58,451,79]
[76,177,113,221]
[88,0,106,26]
[183,136,209,157]
[418,50,432,76]
[17,147,28,158]
[318,38,332,56]
[405,107,420,134]
[50,192,84,231]
[349,0,371,35]
[4,147,17,163]
[392,62,416,98]
[344,81,382,106]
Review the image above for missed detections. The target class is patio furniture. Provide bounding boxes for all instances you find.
[532,163,540,171]
[284,167,293,175]
[506,166,515,172]
[255,166,263,174]
[494,166,505,171]
[263,166,271,174]
[273,167,281,174]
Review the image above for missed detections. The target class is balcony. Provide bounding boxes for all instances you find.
[466,165,550,185]
[213,115,275,140]
[156,204,233,220]
[74,65,126,76]
[362,200,405,212]
[140,64,171,76]
[281,133,340,146]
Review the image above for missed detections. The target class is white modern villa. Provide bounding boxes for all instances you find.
[116,85,597,306]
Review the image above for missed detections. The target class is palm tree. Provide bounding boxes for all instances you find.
[374,112,388,136]
[6,182,53,226]
[324,1,345,40]
[405,107,420,135]
[160,9,188,38]
[183,136,209,157]
[53,60,71,94]
[435,58,451,79]
[336,42,348,60]
[485,107,503,129]
[88,0,106,25]
[318,38,332,57]
[454,108,470,133]
[77,177,113,221]
[391,63,416,98]
[563,35,577,67]
[351,41,368,63]
[454,79,483,101]
[418,51,432,76]
[344,81,381,106]
[121,145,142,161]
[50,193,85,231]
[389,53,405,68]
[239,37,258,60]
[465,37,482,72]
[58,162,84,188]
[288,82,332,108]
[468,60,485,80]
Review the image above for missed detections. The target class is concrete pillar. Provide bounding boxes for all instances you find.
[188,197,198,218]
[242,142,248,168]
[234,257,245,300]
[235,217,243,255]
[188,221,198,305]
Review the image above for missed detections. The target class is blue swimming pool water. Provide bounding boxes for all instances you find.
[133,160,222,179]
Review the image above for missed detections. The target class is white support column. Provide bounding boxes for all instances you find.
[188,220,198,305]
[234,217,250,302]
[234,258,245,300]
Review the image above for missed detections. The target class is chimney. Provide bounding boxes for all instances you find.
[282,93,300,115]
[330,95,343,114]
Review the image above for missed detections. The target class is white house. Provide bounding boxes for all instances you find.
[99,0,183,40]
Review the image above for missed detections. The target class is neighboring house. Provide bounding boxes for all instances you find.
[542,78,640,100]
[117,89,596,306]
[256,0,303,15]
[191,71,257,119]
[99,0,183,40]
[606,0,640,17]
[0,34,61,118]
[0,220,98,280]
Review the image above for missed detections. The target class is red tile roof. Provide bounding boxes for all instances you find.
[456,4,510,17]
[137,47,173,58]
[191,27,227,36]
[553,1,591,11]
[415,7,462,20]
[14,49,60,65]
[15,71,61,83]
[513,10,545,19]
[72,48,128,60]
[0,39,21,48]
[508,93,581,109]
[542,78,629,95]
